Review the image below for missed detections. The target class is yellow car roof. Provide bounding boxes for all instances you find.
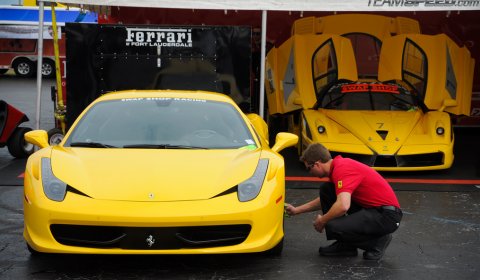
[98,90,233,103]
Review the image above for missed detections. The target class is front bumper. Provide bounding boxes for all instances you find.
[23,177,284,254]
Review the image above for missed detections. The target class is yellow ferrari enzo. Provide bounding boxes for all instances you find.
[265,14,474,171]
[23,90,298,255]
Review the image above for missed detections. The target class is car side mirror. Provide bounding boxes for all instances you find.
[271,132,298,153]
[25,130,50,149]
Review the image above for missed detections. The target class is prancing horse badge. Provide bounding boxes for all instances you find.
[146,235,155,247]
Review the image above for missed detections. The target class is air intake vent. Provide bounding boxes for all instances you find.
[376,130,388,140]
[50,224,251,249]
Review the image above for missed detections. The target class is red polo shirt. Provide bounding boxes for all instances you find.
[329,156,400,208]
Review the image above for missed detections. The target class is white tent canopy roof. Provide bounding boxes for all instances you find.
[45,0,480,11]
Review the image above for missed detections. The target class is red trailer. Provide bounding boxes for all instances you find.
[0,25,65,78]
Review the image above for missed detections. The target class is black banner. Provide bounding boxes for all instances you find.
[65,23,251,128]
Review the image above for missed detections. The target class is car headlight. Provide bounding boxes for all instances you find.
[238,159,269,202]
[317,125,326,134]
[436,127,445,135]
[41,158,67,202]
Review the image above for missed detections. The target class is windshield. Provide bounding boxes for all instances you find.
[319,82,418,111]
[64,97,256,149]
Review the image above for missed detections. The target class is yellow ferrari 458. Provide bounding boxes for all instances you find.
[23,90,298,255]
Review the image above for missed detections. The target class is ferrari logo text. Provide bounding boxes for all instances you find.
[125,27,192,47]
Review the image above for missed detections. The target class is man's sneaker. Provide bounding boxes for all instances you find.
[318,241,358,256]
[363,234,392,260]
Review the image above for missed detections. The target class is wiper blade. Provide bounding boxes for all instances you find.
[323,95,345,109]
[70,142,116,148]
[123,144,208,149]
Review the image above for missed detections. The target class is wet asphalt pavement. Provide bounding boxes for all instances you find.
[0,186,479,280]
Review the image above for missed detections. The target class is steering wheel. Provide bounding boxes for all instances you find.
[191,129,218,139]
[391,101,410,111]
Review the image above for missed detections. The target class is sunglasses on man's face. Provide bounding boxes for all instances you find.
[306,162,316,171]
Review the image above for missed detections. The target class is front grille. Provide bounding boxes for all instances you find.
[50,224,251,249]
[396,152,444,167]
[330,152,375,166]
[374,155,397,167]
[330,151,444,168]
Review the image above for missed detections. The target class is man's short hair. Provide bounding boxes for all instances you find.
[300,143,332,164]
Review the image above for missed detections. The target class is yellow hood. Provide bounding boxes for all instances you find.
[50,147,260,202]
[323,110,422,154]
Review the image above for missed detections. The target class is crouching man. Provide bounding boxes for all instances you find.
[286,143,402,260]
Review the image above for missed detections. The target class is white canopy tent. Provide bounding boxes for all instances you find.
[39,0,480,12]
[34,0,480,130]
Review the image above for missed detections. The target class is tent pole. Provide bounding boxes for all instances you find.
[35,1,45,130]
[259,10,267,119]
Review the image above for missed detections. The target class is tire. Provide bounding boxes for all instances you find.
[265,238,284,256]
[47,128,64,146]
[26,243,46,256]
[7,127,34,158]
[12,58,35,77]
[27,243,38,254]
[42,59,55,78]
